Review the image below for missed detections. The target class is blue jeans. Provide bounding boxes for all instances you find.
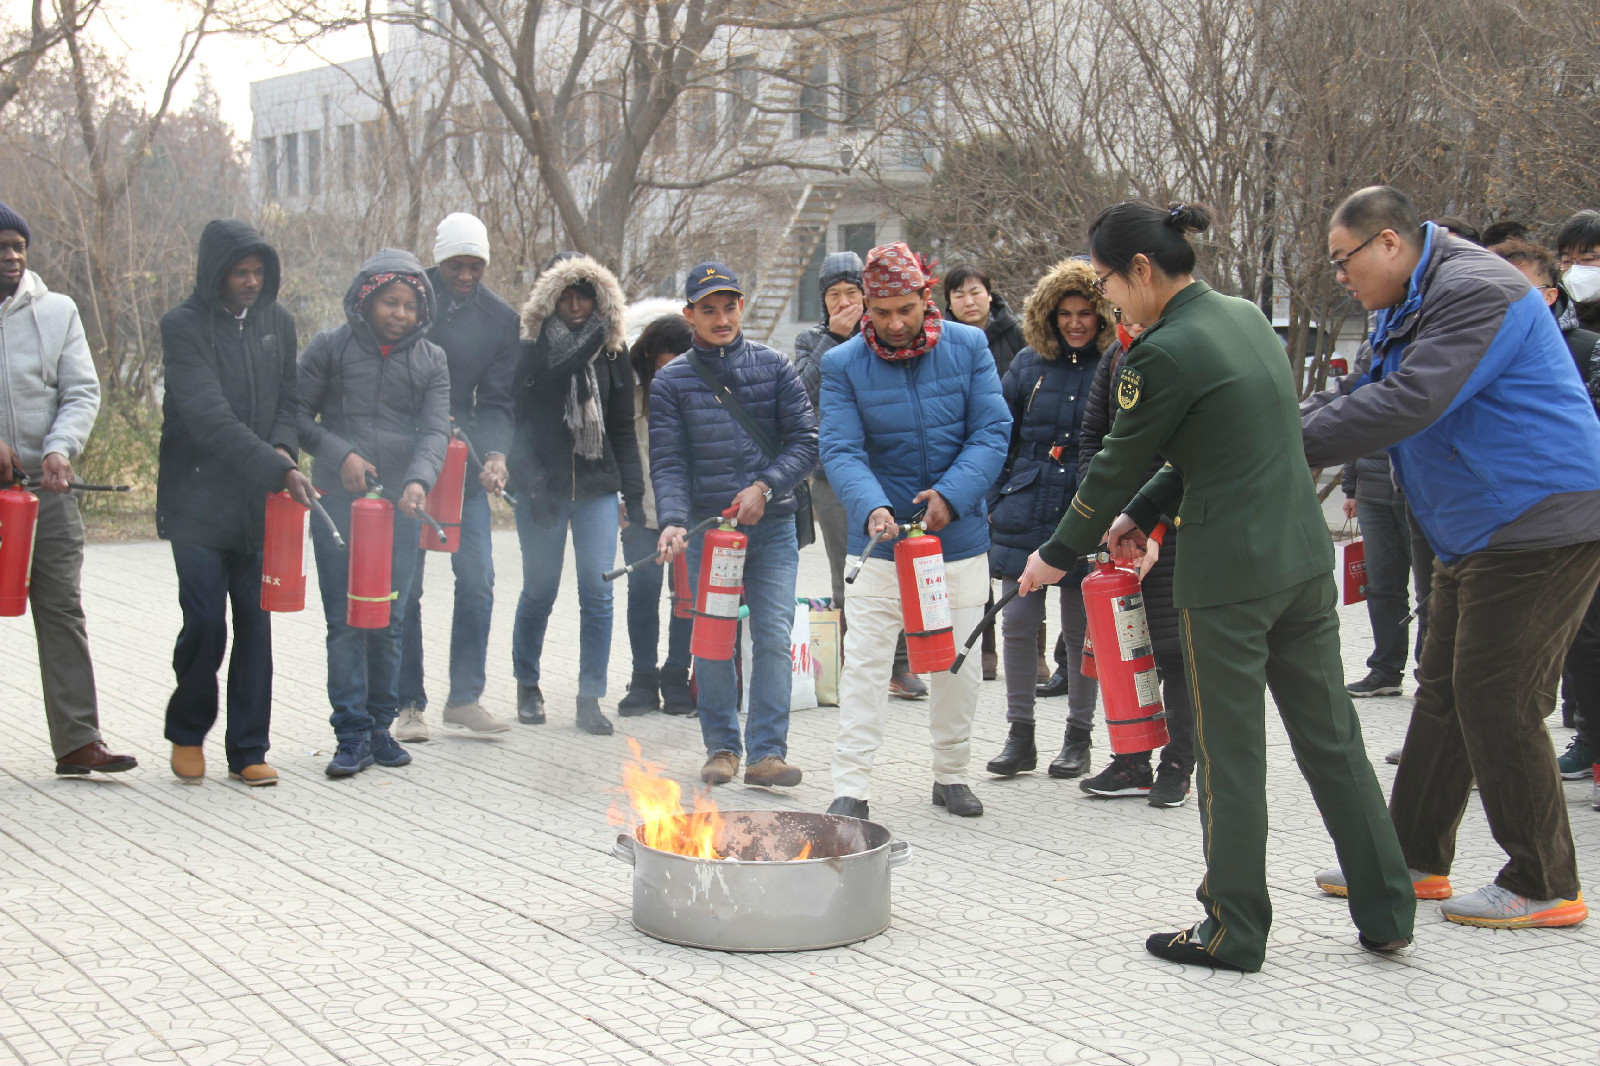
[512,493,619,697]
[312,493,421,740]
[621,521,694,682]
[689,515,798,761]
[1358,495,1418,681]
[164,541,273,772]
[398,490,494,709]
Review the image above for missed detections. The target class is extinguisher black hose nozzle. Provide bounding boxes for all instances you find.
[418,510,449,544]
[1400,590,1431,627]
[950,585,1020,674]
[454,425,519,509]
[602,515,721,582]
[307,493,345,550]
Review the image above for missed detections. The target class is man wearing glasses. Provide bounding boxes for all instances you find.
[1556,210,1600,333]
[1302,185,1600,930]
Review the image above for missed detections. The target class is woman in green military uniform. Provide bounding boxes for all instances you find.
[1017,200,1415,972]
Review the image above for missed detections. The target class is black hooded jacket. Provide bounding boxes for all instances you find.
[424,266,519,465]
[296,249,451,501]
[156,218,299,552]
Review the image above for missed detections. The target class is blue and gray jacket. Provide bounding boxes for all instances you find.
[1303,223,1600,564]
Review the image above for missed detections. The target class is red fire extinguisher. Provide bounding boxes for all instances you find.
[1080,550,1169,754]
[261,490,310,612]
[420,435,467,553]
[0,477,40,617]
[690,506,746,661]
[1080,525,1163,680]
[671,553,693,619]
[896,521,957,673]
[348,476,396,629]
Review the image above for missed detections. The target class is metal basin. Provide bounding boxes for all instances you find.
[609,809,912,952]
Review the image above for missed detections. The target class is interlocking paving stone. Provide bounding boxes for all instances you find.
[0,533,1594,1065]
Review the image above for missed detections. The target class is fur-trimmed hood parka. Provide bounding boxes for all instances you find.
[510,252,644,520]
[1021,258,1117,360]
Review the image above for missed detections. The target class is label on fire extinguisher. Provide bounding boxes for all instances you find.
[703,592,741,617]
[1112,593,1153,661]
[709,545,746,586]
[912,554,952,630]
[1133,667,1162,708]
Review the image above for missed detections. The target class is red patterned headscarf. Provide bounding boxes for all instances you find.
[861,242,942,362]
[355,272,431,324]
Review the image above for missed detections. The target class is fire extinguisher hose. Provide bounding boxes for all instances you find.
[602,514,720,582]
[418,510,449,545]
[950,585,1018,674]
[453,425,520,508]
[845,507,927,585]
[307,491,345,549]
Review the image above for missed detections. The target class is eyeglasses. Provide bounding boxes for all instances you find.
[1092,268,1114,295]
[1560,251,1600,270]
[1329,231,1381,273]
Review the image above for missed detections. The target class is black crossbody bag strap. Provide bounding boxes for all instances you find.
[685,350,782,460]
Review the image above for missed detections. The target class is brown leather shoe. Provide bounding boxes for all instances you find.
[228,764,279,787]
[701,751,740,785]
[170,744,205,783]
[55,741,138,776]
[744,755,803,787]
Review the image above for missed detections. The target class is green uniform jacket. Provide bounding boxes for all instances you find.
[1038,282,1331,608]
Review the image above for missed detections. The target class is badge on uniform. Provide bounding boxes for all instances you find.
[1116,366,1143,410]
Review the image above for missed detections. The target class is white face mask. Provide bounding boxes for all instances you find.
[1563,264,1600,304]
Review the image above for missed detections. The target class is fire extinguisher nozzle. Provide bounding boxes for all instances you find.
[948,652,968,675]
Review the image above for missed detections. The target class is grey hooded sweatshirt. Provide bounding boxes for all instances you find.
[0,270,100,475]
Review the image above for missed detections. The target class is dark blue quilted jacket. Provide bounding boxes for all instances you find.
[648,333,818,527]
[987,344,1103,577]
[818,320,1011,562]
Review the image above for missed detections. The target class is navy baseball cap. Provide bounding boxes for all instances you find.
[684,262,743,304]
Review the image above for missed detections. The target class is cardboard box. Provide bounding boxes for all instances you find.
[809,608,842,706]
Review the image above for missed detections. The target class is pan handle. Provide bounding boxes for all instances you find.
[610,834,636,866]
[887,840,913,868]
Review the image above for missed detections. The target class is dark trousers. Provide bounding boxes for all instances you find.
[1564,588,1600,752]
[1358,495,1421,680]
[164,541,273,772]
[1407,510,1434,651]
[621,521,693,683]
[1181,573,1414,971]
[30,492,102,758]
[1391,540,1600,900]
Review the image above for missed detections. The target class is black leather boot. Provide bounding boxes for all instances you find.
[931,782,984,817]
[660,668,696,715]
[985,722,1037,777]
[576,695,614,736]
[516,683,546,725]
[1048,726,1092,779]
[617,672,660,717]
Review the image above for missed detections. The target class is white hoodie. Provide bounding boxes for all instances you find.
[0,270,100,474]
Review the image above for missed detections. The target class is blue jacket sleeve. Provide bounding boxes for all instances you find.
[819,352,892,535]
[931,337,1012,519]
[753,355,818,495]
[648,371,691,528]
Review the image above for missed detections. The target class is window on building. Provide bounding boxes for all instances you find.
[686,87,716,150]
[362,120,382,187]
[565,94,586,154]
[261,136,277,200]
[729,54,758,136]
[284,132,300,197]
[338,124,355,191]
[796,51,829,139]
[306,130,322,197]
[794,233,829,322]
[841,222,876,263]
[455,132,475,177]
[841,42,875,131]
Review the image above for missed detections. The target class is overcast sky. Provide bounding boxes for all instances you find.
[5,0,373,136]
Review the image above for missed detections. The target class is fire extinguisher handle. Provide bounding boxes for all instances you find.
[306,491,345,550]
[454,424,519,508]
[950,585,1020,673]
[363,470,383,494]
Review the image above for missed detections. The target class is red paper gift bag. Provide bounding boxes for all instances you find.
[1342,536,1367,605]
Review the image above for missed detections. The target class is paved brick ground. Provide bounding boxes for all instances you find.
[0,530,1595,1065]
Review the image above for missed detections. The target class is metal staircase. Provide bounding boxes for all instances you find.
[743,183,843,344]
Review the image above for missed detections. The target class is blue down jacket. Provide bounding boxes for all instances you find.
[648,333,818,527]
[818,319,1011,562]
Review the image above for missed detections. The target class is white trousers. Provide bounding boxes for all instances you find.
[831,553,989,800]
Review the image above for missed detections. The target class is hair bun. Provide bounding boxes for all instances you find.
[1166,202,1214,236]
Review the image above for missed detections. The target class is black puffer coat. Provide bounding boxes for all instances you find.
[157,219,299,552]
[1078,338,1181,654]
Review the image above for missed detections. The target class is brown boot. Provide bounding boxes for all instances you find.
[744,755,803,787]
[700,751,740,785]
[228,764,279,787]
[170,744,205,783]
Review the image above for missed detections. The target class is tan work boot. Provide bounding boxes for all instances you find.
[442,702,511,734]
[744,755,803,787]
[701,751,740,785]
[228,764,279,787]
[393,706,429,743]
[171,744,205,784]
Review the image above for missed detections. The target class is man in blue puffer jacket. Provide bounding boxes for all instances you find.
[820,242,1011,820]
[651,262,818,790]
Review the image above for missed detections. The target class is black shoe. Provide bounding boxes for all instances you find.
[660,674,696,716]
[1358,932,1412,954]
[931,782,984,817]
[577,696,614,736]
[617,674,660,717]
[981,652,998,681]
[1048,730,1092,779]
[826,796,870,819]
[1036,669,1070,699]
[516,683,546,725]
[1347,671,1402,698]
[1145,925,1252,972]
[1080,755,1152,797]
[1147,760,1191,808]
[985,723,1037,777]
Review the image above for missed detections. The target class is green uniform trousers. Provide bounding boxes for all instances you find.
[1180,572,1415,971]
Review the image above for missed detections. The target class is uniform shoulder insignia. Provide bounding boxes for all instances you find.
[1116,365,1143,410]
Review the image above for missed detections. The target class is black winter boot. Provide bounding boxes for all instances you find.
[577,696,614,736]
[618,672,660,717]
[985,722,1037,777]
[1048,726,1093,779]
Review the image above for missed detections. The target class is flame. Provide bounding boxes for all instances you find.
[609,739,817,861]
[611,738,726,860]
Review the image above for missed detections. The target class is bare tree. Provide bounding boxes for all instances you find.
[0,0,100,114]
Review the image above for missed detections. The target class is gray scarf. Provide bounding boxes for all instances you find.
[537,314,607,460]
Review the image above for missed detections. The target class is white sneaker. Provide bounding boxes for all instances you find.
[394,706,430,743]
